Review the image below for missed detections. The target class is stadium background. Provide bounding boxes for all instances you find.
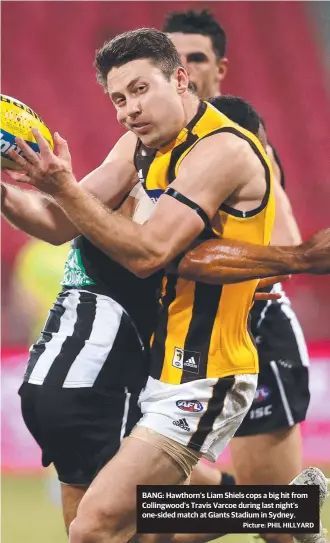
[1,1,329,542]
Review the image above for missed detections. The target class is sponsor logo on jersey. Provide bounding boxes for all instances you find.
[176,400,203,413]
[172,347,201,374]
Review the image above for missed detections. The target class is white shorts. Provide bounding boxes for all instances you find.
[137,374,257,462]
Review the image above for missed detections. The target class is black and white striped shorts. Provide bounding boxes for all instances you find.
[19,289,148,484]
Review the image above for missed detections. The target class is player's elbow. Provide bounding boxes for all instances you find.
[130,254,165,278]
[132,264,158,278]
[42,231,70,246]
[130,241,168,278]
[48,236,66,246]
[40,219,76,246]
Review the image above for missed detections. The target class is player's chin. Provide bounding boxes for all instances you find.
[137,130,160,148]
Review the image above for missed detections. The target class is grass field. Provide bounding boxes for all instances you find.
[2,472,330,543]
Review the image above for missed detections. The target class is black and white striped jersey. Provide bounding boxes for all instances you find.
[25,289,150,390]
[61,235,163,346]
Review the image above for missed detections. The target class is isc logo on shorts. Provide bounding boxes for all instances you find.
[176,400,203,412]
[250,405,272,419]
[172,347,201,374]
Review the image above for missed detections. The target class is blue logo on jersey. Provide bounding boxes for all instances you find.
[145,189,164,203]
[253,385,271,403]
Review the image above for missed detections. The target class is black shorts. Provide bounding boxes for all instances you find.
[19,289,148,485]
[235,288,310,437]
[19,383,142,485]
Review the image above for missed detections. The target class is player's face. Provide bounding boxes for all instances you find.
[107,59,189,148]
[168,32,228,100]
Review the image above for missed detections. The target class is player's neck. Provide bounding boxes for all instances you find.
[158,92,201,149]
[206,91,221,100]
[203,85,222,101]
[182,91,202,127]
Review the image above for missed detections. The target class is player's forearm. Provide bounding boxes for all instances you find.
[1,182,75,245]
[2,182,56,240]
[54,183,164,276]
[177,238,309,284]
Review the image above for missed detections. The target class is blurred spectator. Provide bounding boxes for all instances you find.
[5,239,70,346]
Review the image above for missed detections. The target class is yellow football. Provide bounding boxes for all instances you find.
[1,94,53,170]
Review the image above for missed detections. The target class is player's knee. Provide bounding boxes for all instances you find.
[69,516,109,543]
[69,518,86,543]
[69,517,96,543]
[69,510,132,543]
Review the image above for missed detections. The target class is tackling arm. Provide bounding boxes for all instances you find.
[174,238,304,283]
[2,131,138,245]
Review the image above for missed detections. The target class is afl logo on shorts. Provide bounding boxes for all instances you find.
[254,385,271,403]
[176,400,203,413]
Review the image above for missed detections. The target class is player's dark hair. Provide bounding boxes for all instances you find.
[95,28,182,90]
[209,95,260,135]
[163,9,226,58]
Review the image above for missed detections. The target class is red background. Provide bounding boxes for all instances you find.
[2,1,330,340]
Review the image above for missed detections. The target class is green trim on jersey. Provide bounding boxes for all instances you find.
[61,247,96,287]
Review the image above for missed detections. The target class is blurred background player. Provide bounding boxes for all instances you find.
[163,9,313,543]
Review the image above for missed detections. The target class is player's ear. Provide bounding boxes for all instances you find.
[175,67,189,95]
[217,57,228,84]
